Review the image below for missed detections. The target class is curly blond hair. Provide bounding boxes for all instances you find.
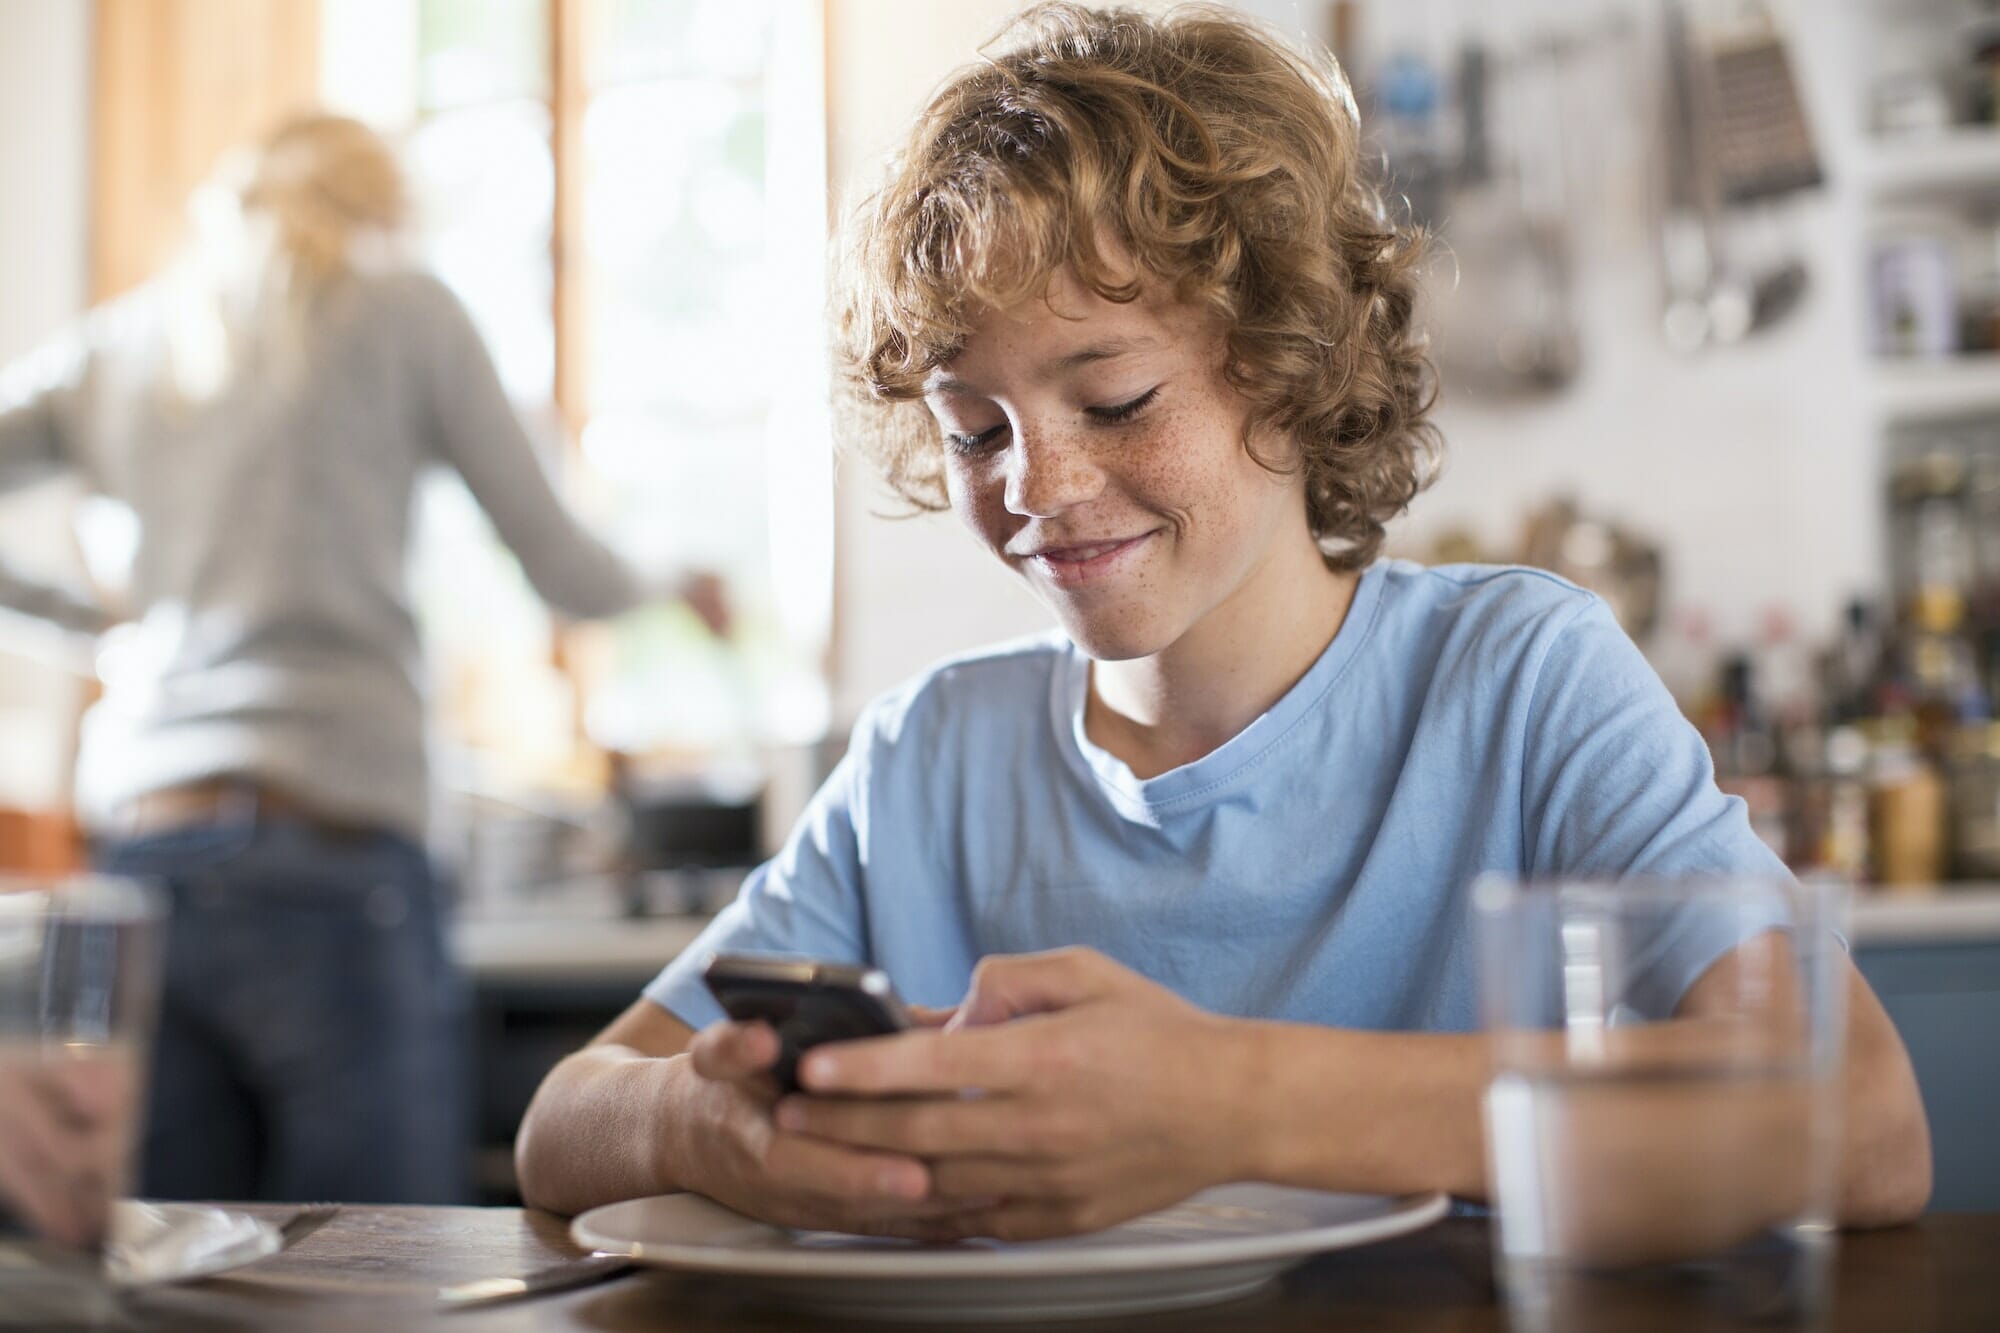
[833,2,1439,570]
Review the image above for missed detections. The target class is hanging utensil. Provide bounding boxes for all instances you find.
[1657,0,1821,351]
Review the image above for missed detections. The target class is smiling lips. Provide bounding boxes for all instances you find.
[1018,531,1156,587]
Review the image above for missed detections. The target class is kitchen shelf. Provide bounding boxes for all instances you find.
[1864,126,2000,203]
[1874,351,2000,420]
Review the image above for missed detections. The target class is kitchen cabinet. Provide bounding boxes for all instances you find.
[1850,893,2000,1211]
[453,894,2000,1209]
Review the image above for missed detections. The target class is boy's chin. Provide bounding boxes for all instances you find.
[1054,610,1177,663]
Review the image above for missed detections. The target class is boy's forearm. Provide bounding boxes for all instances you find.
[514,1046,693,1217]
[1231,1020,1807,1264]
[1231,1007,1932,1231]
[1836,975,1933,1225]
[1233,1023,1490,1200]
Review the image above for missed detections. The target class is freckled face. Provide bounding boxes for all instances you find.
[927,273,1313,662]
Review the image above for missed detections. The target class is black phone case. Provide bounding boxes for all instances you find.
[703,969,907,1093]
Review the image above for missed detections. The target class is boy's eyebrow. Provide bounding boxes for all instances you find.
[1044,336,1159,374]
[925,337,1161,397]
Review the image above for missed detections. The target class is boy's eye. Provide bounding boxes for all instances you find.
[941,386,1158,454]
[1085,386,1160,424]
[944,422,1008,455]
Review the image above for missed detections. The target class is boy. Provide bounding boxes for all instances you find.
[515,3,1928,1239]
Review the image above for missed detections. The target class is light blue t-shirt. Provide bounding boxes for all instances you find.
[645,561,1789,1033]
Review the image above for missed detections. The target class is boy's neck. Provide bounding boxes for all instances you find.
[1085,544,1360,781]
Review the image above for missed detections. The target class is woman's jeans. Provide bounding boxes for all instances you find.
[97,814,468,1204]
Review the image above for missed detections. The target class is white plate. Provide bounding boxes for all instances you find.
[573,1184,1449,1323]
[106,1201,284,1287]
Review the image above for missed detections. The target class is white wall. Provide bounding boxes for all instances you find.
[1381,1,1878,658]
[0,0,91,806]
[823,0,1881,716]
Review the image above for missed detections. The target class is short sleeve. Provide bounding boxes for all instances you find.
[1519,595,1793,1016]
[641,708,878,1028]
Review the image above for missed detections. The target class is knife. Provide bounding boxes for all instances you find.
[435,1251,636,1310]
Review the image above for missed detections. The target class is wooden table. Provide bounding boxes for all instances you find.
[121,1206,2000,1331]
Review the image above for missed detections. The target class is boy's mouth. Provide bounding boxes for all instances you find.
[1020,531,1157,587]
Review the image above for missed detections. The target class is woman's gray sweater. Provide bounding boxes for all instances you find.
[0,269,644,838]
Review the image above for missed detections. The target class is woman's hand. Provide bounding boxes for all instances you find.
[0,1053,134,1248]
[674,570,731,637]
[773,948,1260,1240]
[672,1017,981,1235]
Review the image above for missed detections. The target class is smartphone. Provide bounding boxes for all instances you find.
[701,953,912,1093]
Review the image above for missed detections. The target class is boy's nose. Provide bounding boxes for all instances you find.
[1003,431,1103,518]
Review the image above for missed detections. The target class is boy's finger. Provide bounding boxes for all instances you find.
[689,1021,780,1080]
[954,949,1115,1028]
[798,1023,1036,1095]
[761,1130,940,1214]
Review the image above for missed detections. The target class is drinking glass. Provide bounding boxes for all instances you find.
[1474,875,1847,1332]
[0,875,165,1327]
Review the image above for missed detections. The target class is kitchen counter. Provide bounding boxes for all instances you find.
[1851,888,2000,944]
[454,914,710,985]
[449,888,2000,982]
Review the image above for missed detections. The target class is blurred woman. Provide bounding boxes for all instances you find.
[0,114,718,1205]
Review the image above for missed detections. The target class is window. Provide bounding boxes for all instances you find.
[322,0,832,779]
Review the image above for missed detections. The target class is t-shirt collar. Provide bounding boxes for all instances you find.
[1052,560,1388,814]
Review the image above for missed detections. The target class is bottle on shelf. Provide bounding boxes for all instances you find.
[1948,721,2000,881]
[1869,715,1949,890]
[1756,605,1814,724]
[1711,652,1790,859]
[1654,604,1718,719]
[1822,724,1875,882]
[1823,597,1885,724]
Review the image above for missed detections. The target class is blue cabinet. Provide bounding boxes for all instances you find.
[1853,941,2000,1212]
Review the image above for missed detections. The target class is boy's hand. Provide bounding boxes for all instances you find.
[675,1019,981,1235]
[771,948,1258,1241]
